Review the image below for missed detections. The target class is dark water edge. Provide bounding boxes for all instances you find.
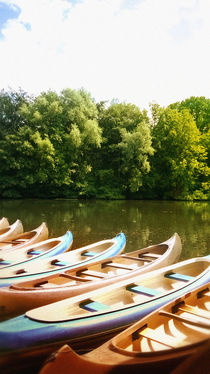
[0,199,209,260]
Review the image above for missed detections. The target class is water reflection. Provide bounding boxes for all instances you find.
[0,199,209,260]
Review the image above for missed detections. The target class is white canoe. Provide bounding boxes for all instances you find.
[0,230,73,271]
[0,219,23,242]
[0,256,209,374]
[0,233,181,316]
[0,222,48,255]
[0,217,9,229]
[0,233,126,288]
[39,283,210,374]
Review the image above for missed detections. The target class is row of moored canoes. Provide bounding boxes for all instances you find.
[0,217,209,374]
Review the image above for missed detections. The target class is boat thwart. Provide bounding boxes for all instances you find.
[0,233,181,316]
[0,233,126,287]
[0,222,48,259]
[0,255,209,372]
[39,283,210,374]
[0,229,72,272]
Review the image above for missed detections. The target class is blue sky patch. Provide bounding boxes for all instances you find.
[0,2,20,38]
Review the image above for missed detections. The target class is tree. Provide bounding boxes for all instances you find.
[0,88,30,136]
[169,96,210,133]
[97,103,153,197]
[150,108,209,200]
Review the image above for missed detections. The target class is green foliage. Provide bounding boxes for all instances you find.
[96,103,153,196]
[0,89,209,200]
[149,108,209,200]
[169,96,210,133]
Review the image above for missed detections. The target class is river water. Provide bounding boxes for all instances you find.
[0,199,209,260]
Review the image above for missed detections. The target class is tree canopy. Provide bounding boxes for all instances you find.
[0,89,209,200]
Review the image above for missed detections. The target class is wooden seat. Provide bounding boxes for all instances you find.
[79,299,109,312]
[159,310,210,328]
[102,261,134,271]
[126,284,161,297]
[76,269,107,279]
[164,272,194,282]
[121,255,152,262]
[179,305,210,320]
[137,327,182,348]
[139,253,161,259]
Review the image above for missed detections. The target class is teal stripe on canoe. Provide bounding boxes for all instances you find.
[165,273,194,282]
[28,250,43,255]
[82,252,98,257]
[0,260,11,265]
[79,300,109,312]
[126,284,161,297]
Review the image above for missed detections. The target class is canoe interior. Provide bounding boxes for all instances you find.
[0,240,118,277]
[0,240,60,265]
[26,259,210,322]
[0,227,11,236]
[13,242,171,290]
[111,286,210,356]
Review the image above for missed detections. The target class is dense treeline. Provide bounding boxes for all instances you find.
[0,88,209,200]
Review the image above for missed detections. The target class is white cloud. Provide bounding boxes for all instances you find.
[0,0,209,110]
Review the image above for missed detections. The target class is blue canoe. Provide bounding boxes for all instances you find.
[0,233,126,287]
[0,255,209,372]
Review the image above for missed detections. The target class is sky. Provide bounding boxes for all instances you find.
[0,0,209,110]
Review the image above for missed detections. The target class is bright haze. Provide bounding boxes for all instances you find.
[0,0,209,109]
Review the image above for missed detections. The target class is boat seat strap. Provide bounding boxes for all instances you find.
[79,299,109,312]
[77,269,107,279]
[126,284,161,297]
[139,253,161,259]
[121,255,152,262]
[164,272,194,282]
[159,310,210,328]
[179,305,210,320]
[138,327,181,348]
[102,262,134,271]
[82,251,97,257]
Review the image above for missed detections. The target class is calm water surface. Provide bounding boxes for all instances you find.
[0,199,209,260]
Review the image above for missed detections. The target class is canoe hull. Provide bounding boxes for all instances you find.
[0,233,126,287]
[0,233,181,316]
[0,257,209,374]
[0,218,9,229]
[39,283,210,374]
[0,222,49,254]
[0,220,23,242]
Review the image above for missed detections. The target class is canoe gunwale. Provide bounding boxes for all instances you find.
[25,259,210,323]
[8,233,179,292]
[0,233,125,282]
[109,283,210,358]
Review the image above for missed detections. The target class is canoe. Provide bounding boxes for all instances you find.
[0,222,49,255]
[0,233,181,316]
[0,228,72,271]
[170,339,210,374]
[39,283,210,374]
[0,233,126,288]
[0,255,209,373]
[0,218,9,229]
[0,219,23,242]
